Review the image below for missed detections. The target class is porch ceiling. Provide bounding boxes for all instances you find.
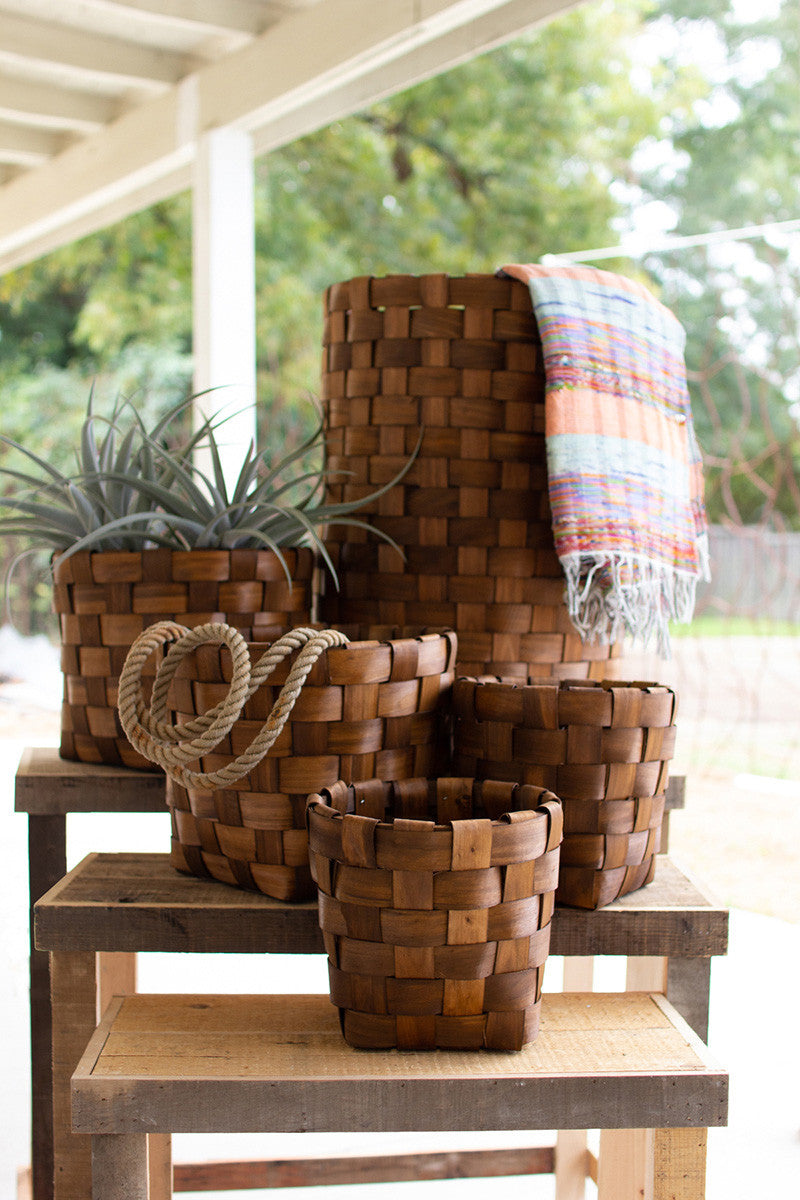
[0,0,580,274]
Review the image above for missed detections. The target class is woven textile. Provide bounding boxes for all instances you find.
[500,263,709,652]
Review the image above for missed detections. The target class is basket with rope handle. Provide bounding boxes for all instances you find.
[118,620,458,901]
[55,546,315,769]
[307,776,563,1051]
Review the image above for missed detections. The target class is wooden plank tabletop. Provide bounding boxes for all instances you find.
[35,851,728,958]
[71,991,728,1134]
[15,747,167,815]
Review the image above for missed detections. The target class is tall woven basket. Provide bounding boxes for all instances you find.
[54,547,314,769]
[319,272,626,680]
[307,776,562,1051]
[162,627,457,901]
[452,677,677,909]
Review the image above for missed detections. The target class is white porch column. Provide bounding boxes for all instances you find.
[192,126,257,491]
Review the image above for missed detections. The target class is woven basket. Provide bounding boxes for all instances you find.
[165,627,457,901]
[307,776,562,1051]
[53,547,314,769]
[319,272,625,680]
[452,677,677,910]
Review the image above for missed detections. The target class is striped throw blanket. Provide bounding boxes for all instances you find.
[500,262,709,653]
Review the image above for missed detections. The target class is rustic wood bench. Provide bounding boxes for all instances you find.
[20,749,727,1200]
[71,990,727,1200]
[36,848,727,1200]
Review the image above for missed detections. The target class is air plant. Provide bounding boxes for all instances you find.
[0,392,413,586]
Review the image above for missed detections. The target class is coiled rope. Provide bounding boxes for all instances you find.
[117,621,349,790]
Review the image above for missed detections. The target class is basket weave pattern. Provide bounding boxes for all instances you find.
[452,678,677,910]
[307,776,562,1050]
[320,273,623,680]
[54,547,314,769]
[166,629,457,901]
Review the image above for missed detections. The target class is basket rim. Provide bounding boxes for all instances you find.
[201,626,457,654]
[307,776,562,836]
[455,675,675,695]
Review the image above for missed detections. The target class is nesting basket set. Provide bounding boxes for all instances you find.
[74,275,681,1052]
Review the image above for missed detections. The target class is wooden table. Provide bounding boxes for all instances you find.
[71,991,727,1200]
[36,848,727,1200]
[15,749,166,1200]
[20,748,725,1200]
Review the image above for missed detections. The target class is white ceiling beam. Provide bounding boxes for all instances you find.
[0,164,190,271]
[0,88,192,269]
[252,0,584,158]
[0,11,191,87]
[0,0,579,273]
[0,119,63,165]
[0,75,115,131]
[198,0,533,133]
[73,0,281,38]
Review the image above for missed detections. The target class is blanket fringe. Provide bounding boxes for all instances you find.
[561,539,710,658]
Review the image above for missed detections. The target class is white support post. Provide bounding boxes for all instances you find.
[192,126,257,492]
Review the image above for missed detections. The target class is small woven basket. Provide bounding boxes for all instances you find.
[159,627,457,902]
[307,776,562,1050]
[54,547,314,769]
[320,272,626,680]
[452,677,677,910]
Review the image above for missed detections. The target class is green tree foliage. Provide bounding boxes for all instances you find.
[633,0,800,527]
[1,0,798,544]
[0,0,694,443]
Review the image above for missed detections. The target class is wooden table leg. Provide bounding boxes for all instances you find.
[95,955,172,1198]
[597,1130,653,1199]
[562,956,594,991]
[92,1135,148,1200]
[627,955,712,1043]
[51,952,97,1200]
[96,953,136,1023]
[667,958,712,1041]
[654,1128,707,1200]
[626,956,668,994]
[554,1130,590,1200]
[555,956,596,1199]
[597,1128,708,1200]
[147,1135,172,1200]
[29,815,67,1200]
[606,959,661,1200]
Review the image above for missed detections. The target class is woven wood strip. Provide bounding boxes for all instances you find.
[319,273,634,680]
[54,548,315,769]
[452,677,677,910]
[166,628,457,902]
[307,777,562,1050]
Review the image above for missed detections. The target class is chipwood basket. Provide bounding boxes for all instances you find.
[131,624,457,902]
[319,272,626,680]
[307,776,563,1051]
[54,547,314,769]
[452,677,677,910]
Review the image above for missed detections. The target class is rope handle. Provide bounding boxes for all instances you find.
[117,621,350,790]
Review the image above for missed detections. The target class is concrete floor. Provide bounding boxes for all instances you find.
[1,632,799,1198]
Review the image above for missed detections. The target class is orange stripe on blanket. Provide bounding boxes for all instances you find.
[545,388,688,459]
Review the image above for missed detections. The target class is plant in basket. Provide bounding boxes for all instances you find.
[0,392,410,768]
